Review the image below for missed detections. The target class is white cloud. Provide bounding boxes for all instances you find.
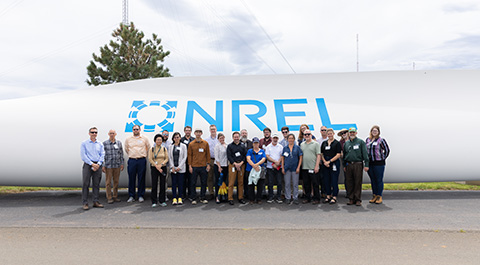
[0,0,479,100]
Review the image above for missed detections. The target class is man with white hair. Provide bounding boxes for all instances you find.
[102,129,124,204]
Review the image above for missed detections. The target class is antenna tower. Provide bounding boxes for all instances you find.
[122,0,128,25]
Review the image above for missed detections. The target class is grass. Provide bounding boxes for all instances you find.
[1,182,480,194]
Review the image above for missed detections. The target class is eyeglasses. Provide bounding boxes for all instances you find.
[321,129,327,131]
[90,131,98,134]
[304,133,311,136]
[133,129,139,131]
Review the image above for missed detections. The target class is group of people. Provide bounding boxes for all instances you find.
[80,124,390,210]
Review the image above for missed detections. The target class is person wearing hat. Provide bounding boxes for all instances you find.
[343,127,369,206]
[265,133,284,203]
[246,137,267,204]
[187,128,211,205]
[300,129,322,204]
[337,129,349,150]
[226,131,247,205]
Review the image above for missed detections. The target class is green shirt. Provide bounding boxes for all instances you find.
[343,137,369,167]
[300,140,321,170]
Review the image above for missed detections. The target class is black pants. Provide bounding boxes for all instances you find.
[302,169,320,201]
[248,175,265,202]
[151,166,166,204]
[190,166,208,200]
[183,163,191,199]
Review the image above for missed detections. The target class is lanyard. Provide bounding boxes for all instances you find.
[153,146,163,160]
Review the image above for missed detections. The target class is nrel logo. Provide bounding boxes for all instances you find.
[125,100,177,132]
[125,98,356,132]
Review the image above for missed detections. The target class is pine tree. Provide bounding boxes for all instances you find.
[86,22,171,86]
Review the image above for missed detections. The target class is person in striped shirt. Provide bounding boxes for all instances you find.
[366,125,390,204]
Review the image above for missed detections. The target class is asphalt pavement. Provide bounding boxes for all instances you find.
[1,190,479,264]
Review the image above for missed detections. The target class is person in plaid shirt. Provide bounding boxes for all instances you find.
[102,129,124,204]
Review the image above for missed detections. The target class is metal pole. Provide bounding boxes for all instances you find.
[356,34,359,72]
[122,0,128,25]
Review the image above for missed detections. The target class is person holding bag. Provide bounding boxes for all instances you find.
[148,134,169,208]
[246,137,267,204]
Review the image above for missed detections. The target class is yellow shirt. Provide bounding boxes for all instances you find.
[125,135,151,159]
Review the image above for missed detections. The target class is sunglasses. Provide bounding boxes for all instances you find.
[304,133,311,136]
[321,129,327,131]
[90,131,98,134]
[133,129,139,131]
[282,131,289,133]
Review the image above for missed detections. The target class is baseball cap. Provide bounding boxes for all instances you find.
[252,137,260,143]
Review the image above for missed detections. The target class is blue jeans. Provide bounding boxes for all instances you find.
[171,172,184,199]
[267,168,283,200]
[127,158,146,198]
[190,167,208,200]
[368,165,385,196]
[321,160,340,196]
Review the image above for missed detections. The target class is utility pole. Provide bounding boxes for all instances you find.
[122,0,128,25]
[356,34,359,72]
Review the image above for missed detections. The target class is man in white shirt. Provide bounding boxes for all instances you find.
[265,134,284,203]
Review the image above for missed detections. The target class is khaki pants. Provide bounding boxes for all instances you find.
[207,158,215,197]
[105,167,120,200]
[228,164,245,201]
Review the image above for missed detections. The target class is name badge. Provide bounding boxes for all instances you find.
[332,164,337,171]
[113,144,118,149]
[184,140,189,144]
[353,145,359,150]
[373,142,378,146]
[137,140,143,144]
[232,167,235,172]
[325,146,331,150]
[235,152,240,157]
[199,148,204,152]
[308,169,314,174]
[283,152,289,157]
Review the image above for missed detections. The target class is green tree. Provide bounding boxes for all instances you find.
[86,22,171,86]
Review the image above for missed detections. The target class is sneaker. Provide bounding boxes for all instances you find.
[201,199,208,204]
[284,199,291,205]
[82,204,89,210]
[93,202,104,208]
[267,199,274,203]
[152,203,158,208]
[239,199,246,204]
[178,198,183,205]
[229,200,234,205]
[293,199,299,205]
[127,197,135,203]
[276,199,283,204]
[138,197,144,203]
[107,199,114,204]
[192,200,197,205]
[160,202,167,207]
[172,198,178,205]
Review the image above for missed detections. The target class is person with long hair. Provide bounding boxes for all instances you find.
[366,125,390,204]
[320,129,341,204]
[168,132,187,205]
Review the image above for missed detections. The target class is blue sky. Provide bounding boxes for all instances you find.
[0,0,479,99]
